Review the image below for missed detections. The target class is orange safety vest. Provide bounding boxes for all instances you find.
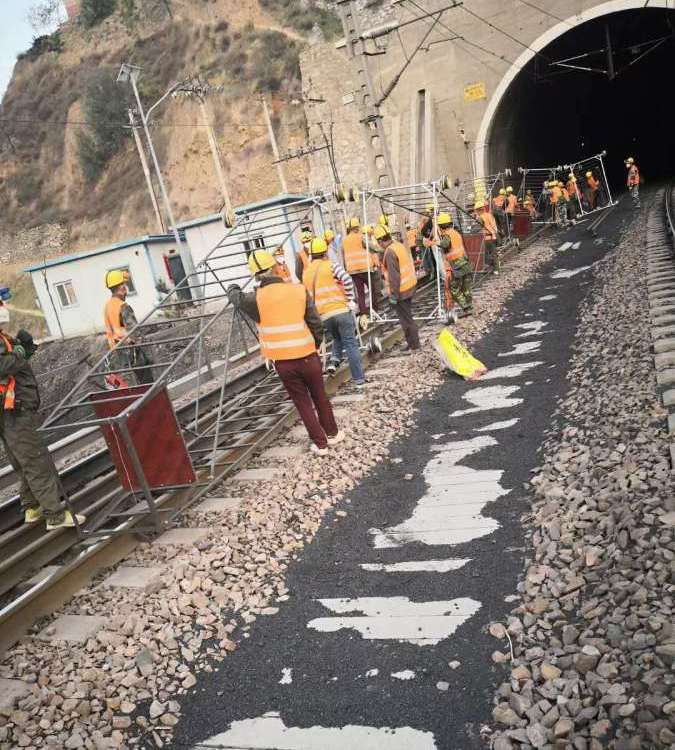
[561,188,570,201]
[383,241,417,294]
[627,165,640,187]
[302,257,348,319]
[103,297,127,350]
[342,231,376,274]
[479,211,498,240]
[550,186,562,205]
[298,248,310,272]
[493,195,506,210]
[256,283,316,362]
[506,194,518,214]
[406,228,418,251]
[0,333,16,410]
[440,228,467,262]
[588,176,599,191]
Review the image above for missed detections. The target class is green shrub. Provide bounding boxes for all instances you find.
[79,0,117,29]
[17,31,64,62]
[224,28,301,93]
[77,69,130,182]
[259,0,342,40]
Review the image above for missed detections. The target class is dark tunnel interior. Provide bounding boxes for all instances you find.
[487,8,675,191]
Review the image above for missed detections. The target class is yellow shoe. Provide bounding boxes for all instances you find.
[24,506,44,524]
[46,510,86,531]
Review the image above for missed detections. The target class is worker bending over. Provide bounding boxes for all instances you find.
[437,213,473,318]
[475,203,500,274]
[523,190,536,219]
[228,251,342,456]
[303,237,365,386]
[104,270,153,387]
[374,225,420,352]
[625,157,640,208]
[585,171,600,210]
[342,217,381,321]
[0,328,84,528]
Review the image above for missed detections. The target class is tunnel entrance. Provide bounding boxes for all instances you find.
[485,7,675,190]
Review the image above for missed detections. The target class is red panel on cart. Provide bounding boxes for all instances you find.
[512,210,531,238]
[90,385,196,491]
[463,233,486,272]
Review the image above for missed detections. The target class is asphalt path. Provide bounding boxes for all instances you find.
[170,199,634,750]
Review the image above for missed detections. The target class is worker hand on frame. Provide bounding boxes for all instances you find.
[227,284,242,308]
[15,329,38,358]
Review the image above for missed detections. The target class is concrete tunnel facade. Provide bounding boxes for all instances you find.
[301,0,675,193]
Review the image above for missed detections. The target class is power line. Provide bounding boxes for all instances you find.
[517,0,575,28]
[0,116,268,132]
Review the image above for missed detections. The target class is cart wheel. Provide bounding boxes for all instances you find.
[222,208,236,228]
[369,336,383,354]
[349,185,361,203]
[333,184,347,203]
[445,308,459,325]
[358,314,369,332]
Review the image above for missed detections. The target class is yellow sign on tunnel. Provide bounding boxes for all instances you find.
[464,81,487,102]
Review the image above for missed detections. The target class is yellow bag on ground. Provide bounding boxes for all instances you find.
[434,328,487,381]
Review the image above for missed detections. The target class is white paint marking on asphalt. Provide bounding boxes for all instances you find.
[474,418,519,432]
[371,437,508,548]
[498,341,542,357]
[558,242,572,251]
[515,320,548,337]
[391,670,416,680]
[550,265,591,279]
[539,294,557,301]
[279,668,293,685]
[308,597,482,645]
[572,241,581,249]
[360,559,471,573]
[449,385,523,417]
[365,669,379,678]
[481,361,543,380]
[195,712,438,749]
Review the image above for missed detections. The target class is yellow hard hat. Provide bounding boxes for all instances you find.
[300,230,313,243]
[474,202,485,211]
[373,225,390,241]
[506,186,513,193]
[273,246,285,257]
[378,213,389,226]
[625,157,634,164]
[568,173,575,179]
[499,188,506,196]
[324,229,335,243]
[310,237,328,255]
[425,203,435,213]
[247,250,275,275]
[362,224,374,236]
[437,212,453,226]
[347,216,360,229]
[585,171,592,177]
[106,269,129,289]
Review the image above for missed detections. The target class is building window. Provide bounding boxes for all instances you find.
[108,266,137,295]
[55,280,78,309]
[243,236,266,256]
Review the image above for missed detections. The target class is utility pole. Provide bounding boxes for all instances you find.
[604,24,615,80]
[128,109,165,234]
[260,95,288,193]
[336,0,396,188]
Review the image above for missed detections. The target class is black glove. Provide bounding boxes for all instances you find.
[15,329,38,359]
[227,284,242,307]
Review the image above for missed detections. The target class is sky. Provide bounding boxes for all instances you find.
[0,0,63,101]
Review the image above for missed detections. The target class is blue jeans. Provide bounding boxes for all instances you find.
[325,312,365,383]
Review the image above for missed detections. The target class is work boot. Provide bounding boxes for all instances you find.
[310,444,329,456]
[24,506,44,524]
[327,430,345,446]
[46,510,86,531]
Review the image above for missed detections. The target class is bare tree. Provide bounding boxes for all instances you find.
[27,0,65,33]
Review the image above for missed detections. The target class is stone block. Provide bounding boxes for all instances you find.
[154,528,209,547]
[103,566,163,591]
[648,282,675,293]
[38,614,107,644]
[260,445,304,459]
[232,467,282,482]
[649,290,675,301]
[663,389,675,408]
[16,565,62,593]
[654,338,675,354]
[652,325,675,340]
[656,352,675,369]
[652,314,675,326]
[0,679,31,714]
[656,369,675,387]
[197,496,242,513]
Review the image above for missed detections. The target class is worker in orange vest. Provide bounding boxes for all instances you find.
[492,188,508,236]
[566,173,581,221]
[475,202,500,274]
[417,204,438,281]
[625,157,640,208]
[272,246,291,281]
[0,328,84,529]
[294,230,313,281]
[374,225,420,351]
[585,171,600,210]
[523,190,537,219]
[341,217,381,321]
[103,270,153,387]
[437,213,473,317]
[228,250,342,456]
[303,237,365,385]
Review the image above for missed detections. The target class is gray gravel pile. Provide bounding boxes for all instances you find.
[0,242,555,750]
[490,217,675,750]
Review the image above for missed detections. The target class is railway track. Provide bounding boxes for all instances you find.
[0,233,542,654]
